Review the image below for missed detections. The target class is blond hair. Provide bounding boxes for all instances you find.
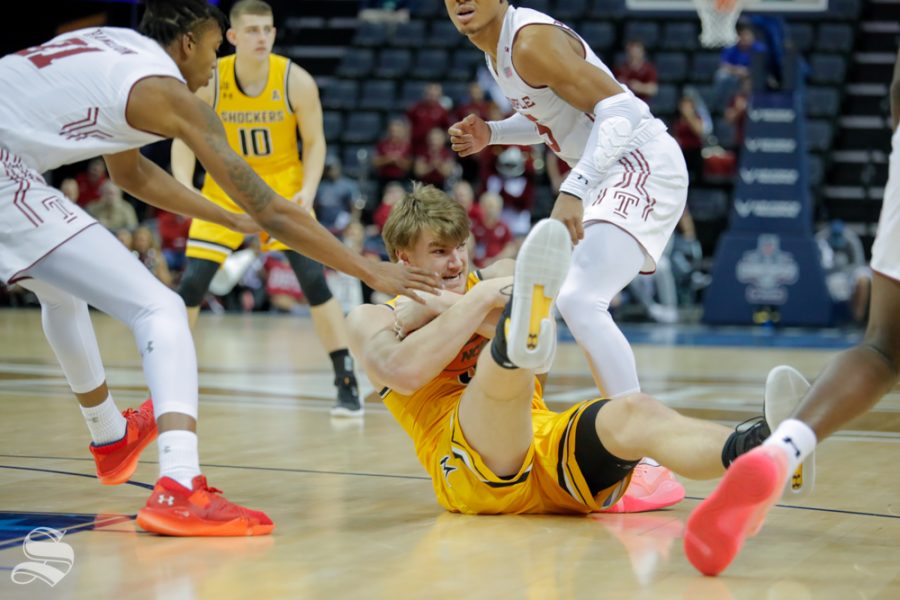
[230,0,272,22]
[382,183,470,262]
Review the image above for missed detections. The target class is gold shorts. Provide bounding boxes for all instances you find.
[429,397,632,515]
[187,167,308,264]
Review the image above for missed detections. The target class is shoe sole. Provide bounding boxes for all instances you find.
[683,448,785,576]
[764,365,816,497]
[136,509,274,537]
[507,220,571,370]
[96,427,158,486]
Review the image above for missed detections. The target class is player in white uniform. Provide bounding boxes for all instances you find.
[0,0,436,536]
[684,45,900,576]
[445,0,688,511]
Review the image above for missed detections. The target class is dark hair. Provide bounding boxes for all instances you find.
[139,0,228,47]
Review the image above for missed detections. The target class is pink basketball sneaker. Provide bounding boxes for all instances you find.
[603,460,686,513]
[684,444,789,576]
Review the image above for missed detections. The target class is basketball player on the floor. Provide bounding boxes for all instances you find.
[172,0,361,416]
[445,0,690,510]
[0,0,435,536]
[347,185,773,519]
[684,44,900,576]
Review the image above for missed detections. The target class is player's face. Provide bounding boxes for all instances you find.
[229,14,276,58]
[445,0,505,36]
[183,23,223,92]
[403,229,469,294]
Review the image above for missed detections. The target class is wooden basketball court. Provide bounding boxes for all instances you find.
[1,309,898,599]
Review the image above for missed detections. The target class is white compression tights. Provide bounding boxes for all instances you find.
[23,224,198,419]
[556,222,647,399]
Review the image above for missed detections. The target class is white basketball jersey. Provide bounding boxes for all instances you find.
[487,6,665,166]
[0,27,185,173]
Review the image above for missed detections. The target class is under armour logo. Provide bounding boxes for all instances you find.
[783,436,801,458]
[440,456,457,482]
[157,494,175,506]
[145,341,154,354]
[11,527,74,587]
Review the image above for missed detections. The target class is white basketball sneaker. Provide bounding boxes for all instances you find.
[764,365,816,498]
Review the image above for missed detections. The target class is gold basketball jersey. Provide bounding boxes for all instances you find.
[381,272,495,463]
[201,54,302,209]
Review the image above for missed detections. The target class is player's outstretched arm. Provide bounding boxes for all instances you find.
[348,280,509,395]
[104,149,259,234]
[126,76,439,301]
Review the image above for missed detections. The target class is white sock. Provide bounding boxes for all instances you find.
[81,395,127,445]
[157,430,202,489]
[764,419,818,475]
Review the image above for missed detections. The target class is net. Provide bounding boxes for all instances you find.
[693,0,745,48]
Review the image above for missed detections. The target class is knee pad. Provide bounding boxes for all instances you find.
[286,252,332,306]
[177,257,221,307]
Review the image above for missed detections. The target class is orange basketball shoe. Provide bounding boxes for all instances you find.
[603,460,686,513]
[137,475,274,537]
[684,444,789,576]
[89,398,156,485]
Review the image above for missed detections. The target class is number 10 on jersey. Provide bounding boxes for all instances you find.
[238,127,272,157]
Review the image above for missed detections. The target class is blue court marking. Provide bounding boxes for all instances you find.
[557,322,862,349]
[0,511,134,552]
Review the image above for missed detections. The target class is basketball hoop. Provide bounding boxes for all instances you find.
[693,0,745,48]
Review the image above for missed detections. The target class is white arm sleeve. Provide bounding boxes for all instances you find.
[559,93,645,200]
[487,112,545,146]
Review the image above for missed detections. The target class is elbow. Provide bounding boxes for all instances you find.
[375,362,425,396]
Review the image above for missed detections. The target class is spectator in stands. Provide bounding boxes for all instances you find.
[480,144,535,236]
[75,157,108,208]
[614,40,658,103]
[87,181,138,231]
[133,225,172,288]
[673,93,706,184]
[471,191,516,268]
[60,178,80,206]
[455,82,494,123]
[406,83,451,155]
[413,127,456,189]
[115,227,134,252]
[373,180,406,232]
[816,220,872,325]
[157,209,192,274]
[315,155,360,235]
[724,76,751,150]
[714,20,765,109]
[371,117,413,193]
[450,179,483,227]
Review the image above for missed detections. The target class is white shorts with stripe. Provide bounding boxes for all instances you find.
[581,132,688,274]
[0,148,96,283]
[871,128,900,282]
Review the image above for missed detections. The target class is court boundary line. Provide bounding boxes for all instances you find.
[3,457,900,521]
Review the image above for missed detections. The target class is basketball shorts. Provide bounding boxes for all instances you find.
[0,148,97,283]
[429,397,633,515]
[871,127,900,282]
[187,166,307,264]
[582,132,688,274]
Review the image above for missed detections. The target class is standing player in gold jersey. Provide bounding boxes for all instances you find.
[172,0,361,415]
[347,184,774,516]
